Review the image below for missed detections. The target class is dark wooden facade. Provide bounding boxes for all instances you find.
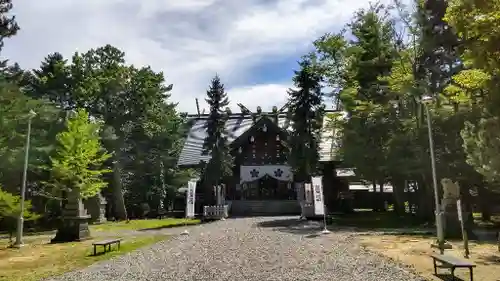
[228,117,293,200]
[231,117,289,166]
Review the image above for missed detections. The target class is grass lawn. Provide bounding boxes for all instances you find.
[90,218,201,232]
[0,234,167,281]
[473,213,500,230]
[359,234,500,281]
[329,211,426,230]
[0,218,200,281]
[331,210,500,231]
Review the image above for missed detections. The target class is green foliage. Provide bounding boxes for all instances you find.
[45,109,111,199]
[462,117,500,186]
[201,75,233,196]
[442,0,500,190]
[0,185,39,219]
[24,45,189,218]
[310,1,495,219]
[0,184,40,239]
[314,4,397,183]
[0,80,60,194]
[0,0,191,222]
[287,57,324,181]
[0,0,19,70]
[444,0,500,74]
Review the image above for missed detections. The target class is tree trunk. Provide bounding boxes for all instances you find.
[112,156,128,220]
[372,181,378,211]
[379,181,387,211]
[417,180,433,222]
[460,182,478,239]
[392,178,406,215]
[478,186,491,221]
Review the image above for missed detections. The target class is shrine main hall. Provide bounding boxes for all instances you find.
[177,106,347,216]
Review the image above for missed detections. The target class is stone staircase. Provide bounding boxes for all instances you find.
[229,200,301,216]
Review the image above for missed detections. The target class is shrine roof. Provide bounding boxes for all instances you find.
[177,112,338,167]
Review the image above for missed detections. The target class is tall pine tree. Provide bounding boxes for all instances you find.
[416,0,463,104]
[202,75,233,204]
[0,0,19,71]
[287,58,325,182]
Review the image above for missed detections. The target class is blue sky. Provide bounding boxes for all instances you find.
[2,0,399,113]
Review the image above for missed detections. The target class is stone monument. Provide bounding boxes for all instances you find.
[440,178,462,239]
[52,188,91,243]
[84,193,107,224]
[97,193,107,223]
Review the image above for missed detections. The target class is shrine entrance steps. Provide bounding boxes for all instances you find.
[230,200,301,216]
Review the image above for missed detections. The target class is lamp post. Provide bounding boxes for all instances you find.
[13,109,36,248]
[420,96,445,254]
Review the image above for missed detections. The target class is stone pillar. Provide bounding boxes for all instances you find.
[84,193,107,224]
[52,188,91,243]
[440,179,462,239]
[96,193,107,223]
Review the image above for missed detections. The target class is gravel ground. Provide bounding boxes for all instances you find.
[45,217,426,281]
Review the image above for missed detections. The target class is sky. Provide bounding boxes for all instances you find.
[3,0,398,114]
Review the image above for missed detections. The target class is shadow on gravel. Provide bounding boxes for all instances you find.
[137,221,207,232]
[256,218,333,237]
[255,217,435,238]
[257,218,304,228]
[435,273,466,281]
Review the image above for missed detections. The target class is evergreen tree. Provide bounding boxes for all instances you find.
[27,45,189,220]
[202,75,233,203]
[0,0,19,71]
[0,81,60,194]
[287,58,324,182]
[416,0,463,104]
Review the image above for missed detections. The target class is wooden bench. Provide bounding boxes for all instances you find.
[431,253,476,281]
[92,239,121,256]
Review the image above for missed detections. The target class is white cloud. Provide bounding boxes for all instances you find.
[2,0,391,113]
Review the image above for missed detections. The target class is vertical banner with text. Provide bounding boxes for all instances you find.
[311,176,325,216]
[186,180,197,218]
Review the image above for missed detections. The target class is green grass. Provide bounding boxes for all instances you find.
[473,212,500,229]
[0,218,200,281]
[329,211,426,229]
[90,218,201,232]
[0,234,168,281]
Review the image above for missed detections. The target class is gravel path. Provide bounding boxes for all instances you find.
[45,217,425,281]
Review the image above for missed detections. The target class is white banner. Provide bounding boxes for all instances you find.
[215,185,225,206]
[186,180,197,218]
[311,176,325,215]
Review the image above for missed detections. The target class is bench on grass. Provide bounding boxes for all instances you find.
[430,253,476,281]
[92,239,122,256]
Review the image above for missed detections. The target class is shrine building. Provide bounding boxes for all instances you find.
[177,105,348,216]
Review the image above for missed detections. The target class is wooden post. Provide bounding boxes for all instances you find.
[195,98,201,116]
[497,230,499,252]
[457,199,470,258]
